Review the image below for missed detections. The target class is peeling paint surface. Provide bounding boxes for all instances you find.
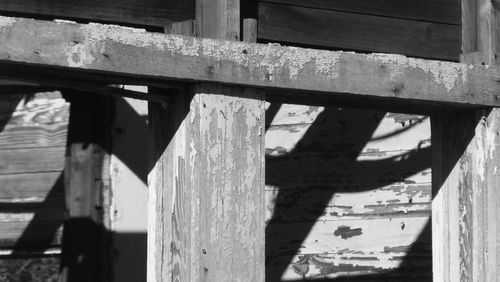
[266,105,431,280]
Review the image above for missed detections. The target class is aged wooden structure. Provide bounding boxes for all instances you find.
[0,0,499,281]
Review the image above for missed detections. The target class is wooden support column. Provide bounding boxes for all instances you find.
[147,0,265,281]
[60,92,113,282]
[432,0,500,281]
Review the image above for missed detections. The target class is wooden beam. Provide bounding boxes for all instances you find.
[432,0,500,281]
[148,0,265,281]
[60,92,113,282]
[1,16,500,107]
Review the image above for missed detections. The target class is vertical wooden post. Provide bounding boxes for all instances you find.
[432,0,500,281]
[60,92,113,282]
[147,0,265,281]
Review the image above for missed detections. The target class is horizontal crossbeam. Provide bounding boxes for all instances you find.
[0,16,499,106]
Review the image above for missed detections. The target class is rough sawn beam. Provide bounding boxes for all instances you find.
[1,15,500,106]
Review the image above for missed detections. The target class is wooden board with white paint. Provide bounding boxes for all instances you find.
[265,105,431,280]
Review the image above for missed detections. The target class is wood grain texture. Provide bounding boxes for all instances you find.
[148,2,266,281]
[2,16,500,107]
[147,21,196,282]
[0,147,65,174]
[265,106,431,280]
[258,2,460,61]
[0,0,194,27]
[0,123,67,149]
[261,0,461,25]
[0,221,63,248]
[0,172,63,202]
[432,0,500,281]
[148,85,266,282]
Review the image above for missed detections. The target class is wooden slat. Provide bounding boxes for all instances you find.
[267,217,430,280]
[258,2,461,61]
[148,2,265,280]
[265,106,431,280]
[0,0,193,28]
[266,183,431,222]
[0,172,63,202]
[0,147,65,174]
[0,123,67,149]
[0,92,68,148]
[1,16,497,107]
[0,221,63,248]
[267,217,429,256]
[261,0,461,25]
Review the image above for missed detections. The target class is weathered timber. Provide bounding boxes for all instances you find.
[1,221,63,248]
[261,0,460,25]
[432,0,500,281]
[0,0,194,27]
[148,85,266,282]
[148,2,265,280]
[60,92,113,282]
[259,2,461,61]
[0,90,67,253]
[0,172,63,202]
[0,92,68,148]
[0,123,67,149]
[0,71,171,102]
[0,147,65,174]
[1,16,500,106]
[265,105,431,280]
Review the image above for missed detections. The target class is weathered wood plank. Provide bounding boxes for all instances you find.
[148,2,266,281]
[266,183,431,222]
[60,92,113,282]
[432,0,500,280]
[265,104,432,280]
[267,217,430,256]
[0,92,68,125]
[0,92,68,148]
[0,147,65,174]
[1,16,500,106]
[261,0,461,25]
[258,2,461,61]
[147,20,195,282]
[0,221,63,248]
[0,0,194,27]
[148,86,266,282]
[266,107,430,155]
[0,123,67,149]
[0,89,68,253]
[0,172,63,202]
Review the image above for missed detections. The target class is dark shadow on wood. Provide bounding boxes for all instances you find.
[0,88,66,255]
[265,105,433,281]
[10,173,65,252]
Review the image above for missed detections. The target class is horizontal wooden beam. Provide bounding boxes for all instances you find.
[0,16,499,106]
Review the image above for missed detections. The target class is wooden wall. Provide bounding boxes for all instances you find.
[265,104,432,280]
[258,0,461,61]
[0,1,450,280]
[0,87,68,254]
[0,0,460,60]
